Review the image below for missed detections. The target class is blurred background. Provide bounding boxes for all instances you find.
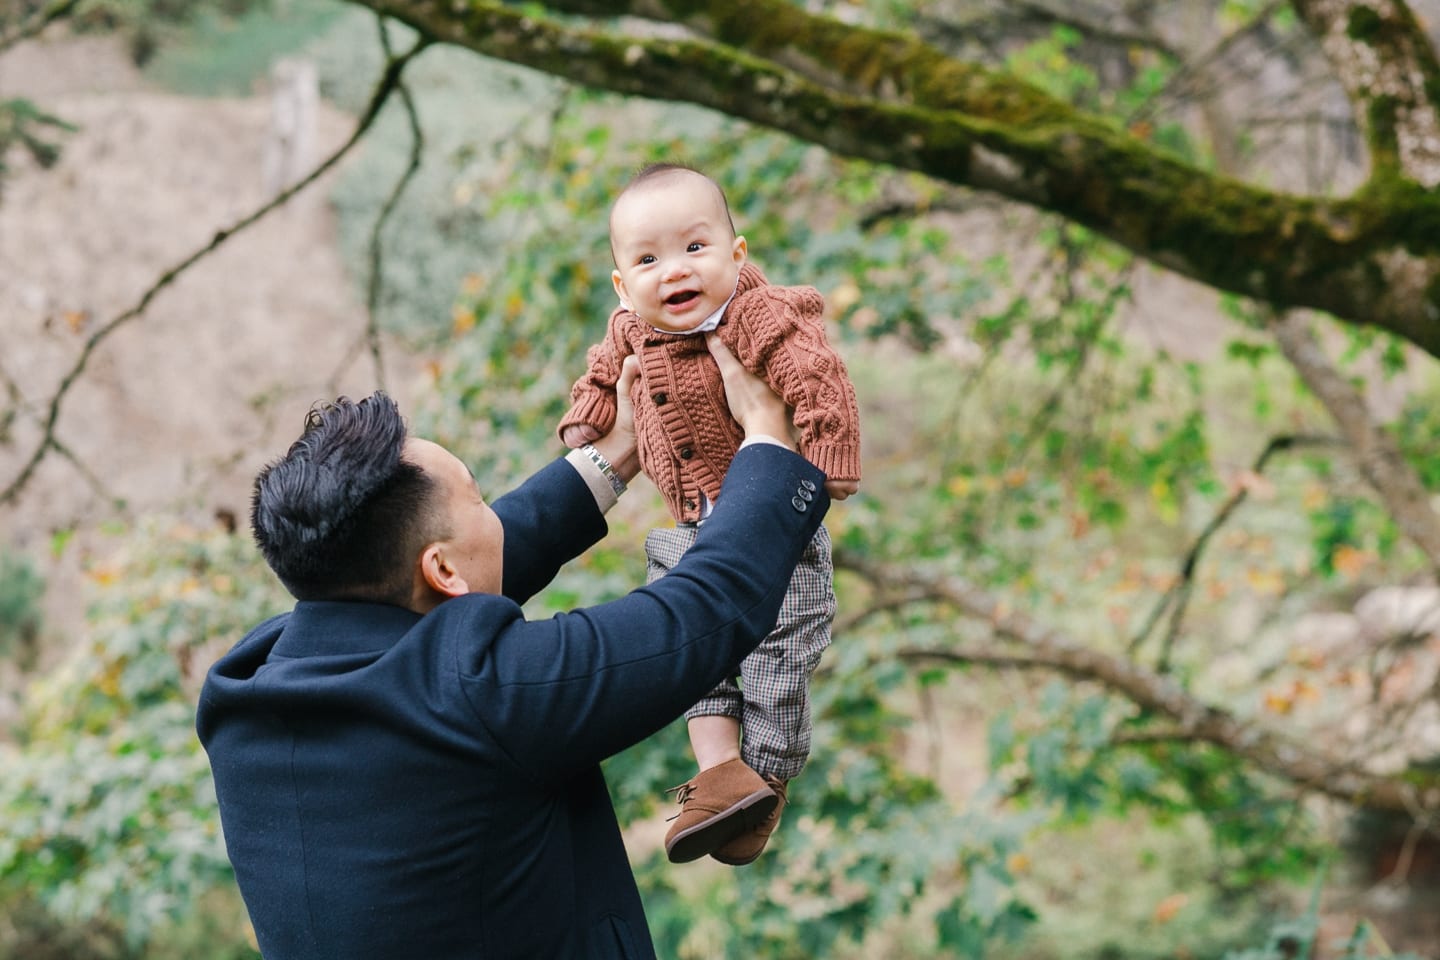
[3,0,1440,956]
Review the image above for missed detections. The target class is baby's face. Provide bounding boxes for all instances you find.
[610,172,746,333]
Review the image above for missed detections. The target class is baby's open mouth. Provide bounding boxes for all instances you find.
[665,290,700,307]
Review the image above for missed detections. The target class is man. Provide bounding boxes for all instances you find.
[196,337,830,959]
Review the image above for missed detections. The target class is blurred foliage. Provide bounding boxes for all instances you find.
[0,522,280,955]
[1224,870,1428,960]
[139,0,347,96]
[0,99,76,181]
[61,0,272,66]
[0,548,44,668]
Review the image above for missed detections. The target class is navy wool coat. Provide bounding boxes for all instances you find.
[196,442,828,959]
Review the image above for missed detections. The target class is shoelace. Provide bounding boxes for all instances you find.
[663,781,695,822]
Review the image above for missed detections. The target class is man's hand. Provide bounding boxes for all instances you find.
[706,334,794,449]
[589,356,641,482]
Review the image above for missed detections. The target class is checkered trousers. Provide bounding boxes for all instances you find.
[644,523,836,782]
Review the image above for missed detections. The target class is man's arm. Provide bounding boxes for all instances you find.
[459,441,828,786]
[463,338,816,783]
[493,460,611,604]
[495,357,644,604]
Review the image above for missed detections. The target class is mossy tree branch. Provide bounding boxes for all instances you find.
[1269,309,1440,568]
[343,0,1440,361]
[1290,0,1440,184]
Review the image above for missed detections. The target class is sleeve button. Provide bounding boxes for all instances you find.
[800,478,816,492]
[792,496,808,512]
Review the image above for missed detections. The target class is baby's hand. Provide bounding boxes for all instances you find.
[826,479,859,501]
[561,423,601,448]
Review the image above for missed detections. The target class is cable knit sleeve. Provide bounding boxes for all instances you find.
[724,283,862,483]
[557,309,632,445]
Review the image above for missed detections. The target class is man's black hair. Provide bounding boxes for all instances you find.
[251,392,447,605]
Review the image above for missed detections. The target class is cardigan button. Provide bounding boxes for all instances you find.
[679,447,694,460]
[684,498,696,510]
[653,392,667,405]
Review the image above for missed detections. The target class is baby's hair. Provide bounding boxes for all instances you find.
[619,162,736,235]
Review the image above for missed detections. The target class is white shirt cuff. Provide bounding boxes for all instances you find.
[565,448,621,513]
[739,435,788,449]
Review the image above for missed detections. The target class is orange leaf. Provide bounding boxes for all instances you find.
[1332,545,1372,578]
[1153,892,1189,923]
[88,566,120,586]
[1245,568,1285,595]
[1263,688,1294,715]
[451,306,476,334]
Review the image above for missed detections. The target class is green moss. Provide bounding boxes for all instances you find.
[1424,271,1440,314]
[1365,92,1401,170]
[1346,4,1384,42]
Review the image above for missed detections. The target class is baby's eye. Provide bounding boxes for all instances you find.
[638,254,657,265]
[687,242,704,253]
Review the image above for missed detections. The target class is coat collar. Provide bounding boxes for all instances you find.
[269,600,424,658]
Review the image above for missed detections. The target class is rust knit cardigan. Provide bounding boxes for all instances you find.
[559,262,862,524]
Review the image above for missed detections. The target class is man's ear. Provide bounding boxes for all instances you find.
[732,235,747,266]
[419,542,469,599]
[612,268,632,311]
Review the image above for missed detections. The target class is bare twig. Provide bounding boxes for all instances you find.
[1126,0,1288,124]
[0,360,23,443]
[331,17,427,393]
[917,0,1178,60]
[1128,433,1339,668]
[0,36,431,508]
[832,585,946,636]
[49,435,123,511]
[1009,248,1135,471]
[856,186,999,231]
[0,358,119,508]
[1270,309,1440,570]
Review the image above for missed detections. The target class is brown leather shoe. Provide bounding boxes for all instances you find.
[664,759,778,864]
[711,776,787,866]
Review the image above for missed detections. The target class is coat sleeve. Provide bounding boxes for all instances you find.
[725,287,862,484]
[494,457,610,604]
[556,310,633,444]
[453,443,829,786]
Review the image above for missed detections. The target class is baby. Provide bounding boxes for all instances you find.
[559,163,861,865]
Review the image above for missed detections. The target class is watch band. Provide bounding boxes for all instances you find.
[580,443,627,498]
